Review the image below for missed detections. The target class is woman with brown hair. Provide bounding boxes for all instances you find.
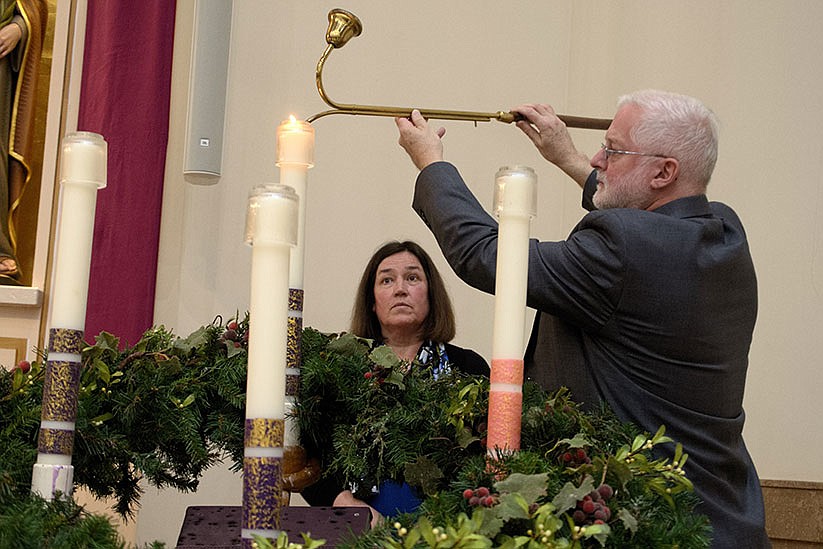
[302,240,488,523]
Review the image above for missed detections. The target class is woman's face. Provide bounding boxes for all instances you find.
[372,251,430,338]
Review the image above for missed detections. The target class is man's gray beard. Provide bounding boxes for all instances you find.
[592,172,650,210]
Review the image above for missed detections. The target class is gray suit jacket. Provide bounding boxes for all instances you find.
[413,162,770,548]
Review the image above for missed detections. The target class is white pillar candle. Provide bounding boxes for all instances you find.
[487,166,536,456]
[275,116,314,450]
[32,132,107,499]
[276,116,314,286]
[244,185,299,418]
[50,132,108,330]
[242,184,298,544]
[491,166,536,358]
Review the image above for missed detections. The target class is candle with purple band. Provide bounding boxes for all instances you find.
[32,132,107,499]
[276,117,314,471]
[242,184,298,546]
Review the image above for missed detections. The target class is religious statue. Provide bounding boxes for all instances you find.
[0,0,47,285]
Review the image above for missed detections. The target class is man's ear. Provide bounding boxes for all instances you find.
[650,158,679,189]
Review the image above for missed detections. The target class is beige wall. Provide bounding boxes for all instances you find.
[137,1,823,545]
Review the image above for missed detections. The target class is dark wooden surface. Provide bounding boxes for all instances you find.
[175,505,370,548]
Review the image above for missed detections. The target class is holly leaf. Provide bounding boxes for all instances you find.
[494,492,530,521]
[549,433,590,453]
[605,455,633,489]
[495,472,548,505]
[581,521,611,546]
[225,341,245,358]
[369,345,402,369]
[92,331,121,353]
[176,326,209,354]
[456,426,480,449]
[404,456,443,496]
[475,507,505,538]
[382,369,406,389]
[617,508,638,533]
[551,475,595,514]
[327,332,370,357]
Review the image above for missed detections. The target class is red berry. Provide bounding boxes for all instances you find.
[594,519,605,525]
[562,452,572,463]
[462,489,474,499]
[16,360,31,373]
[482,496,495,507]
[227,321,239,330]
[576,448,587,461]
[475,487,490,498]
[582,499,596,514]
[597,484,614,500]
[572,510,586,524]
[593,508,607,521]
[234,341,241,348]
[364,372,373,379]
[468,496,480,507]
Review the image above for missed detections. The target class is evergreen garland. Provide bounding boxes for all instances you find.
[0,316,711,548]
[295,329,712,549]
[0,496,163,549]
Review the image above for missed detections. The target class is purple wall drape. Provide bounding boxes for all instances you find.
[78,1,177,345]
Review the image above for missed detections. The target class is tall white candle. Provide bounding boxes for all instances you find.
[50,132,108,330]
[276,116,314,450]
[276,116,314,286]
[487,166,536,455]
[32,132,107,499]
[491,166,536,358]
[244,185,298,418]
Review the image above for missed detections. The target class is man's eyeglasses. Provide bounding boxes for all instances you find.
[600,143,669,161]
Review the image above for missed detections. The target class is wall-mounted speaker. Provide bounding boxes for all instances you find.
[183,0,233,184]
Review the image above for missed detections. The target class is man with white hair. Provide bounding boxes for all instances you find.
[395,90,770,548]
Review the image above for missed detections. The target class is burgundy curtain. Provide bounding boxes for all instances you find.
[78,1,177,345]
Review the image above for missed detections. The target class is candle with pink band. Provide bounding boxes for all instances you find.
[487,166,536,458]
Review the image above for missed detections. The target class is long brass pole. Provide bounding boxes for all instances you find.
[306,10,611,130]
